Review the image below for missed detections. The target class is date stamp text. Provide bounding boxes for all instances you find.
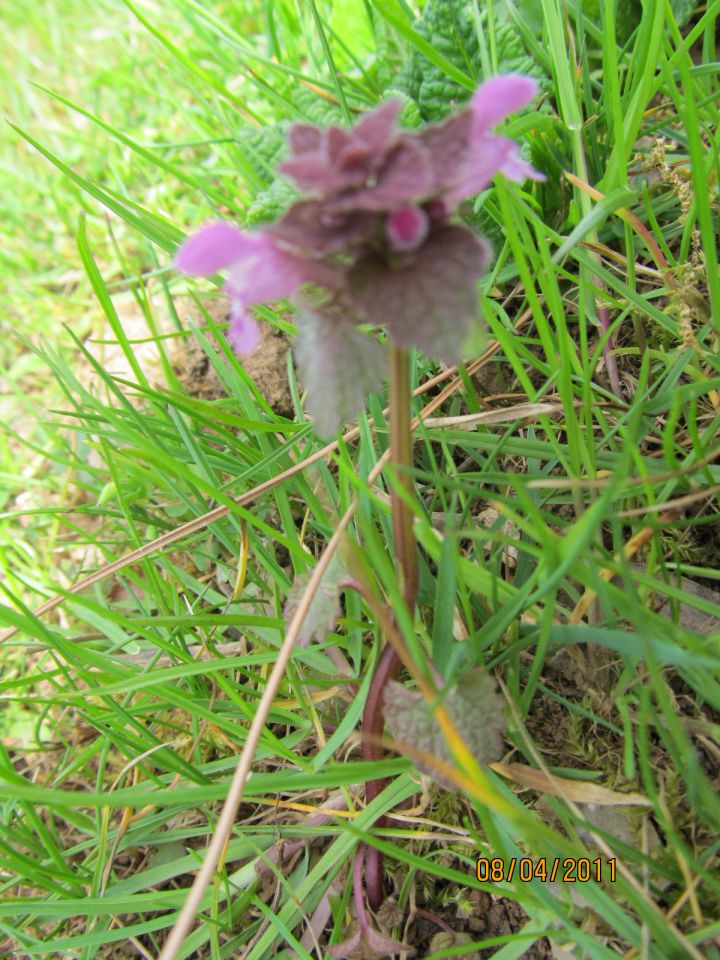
[476,857,616,883]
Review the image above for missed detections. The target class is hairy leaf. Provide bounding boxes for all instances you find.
[292,87,345,126]
[384,666,505,788]
[245,176,300,228]
[393,0,545,122]
[235,124,288,189]
[347,224,490,364]
[293,303,387,436]
[283,554,345,648]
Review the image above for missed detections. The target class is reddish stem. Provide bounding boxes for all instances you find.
[361,346,418,910]
[362,643,402,908]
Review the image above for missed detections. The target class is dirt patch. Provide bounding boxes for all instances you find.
[406,890,553,958]
[172,297,295,417]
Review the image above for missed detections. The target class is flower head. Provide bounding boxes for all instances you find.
[175,74,543,433]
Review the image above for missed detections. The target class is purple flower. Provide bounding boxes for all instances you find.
[175,74,544,434]
[175,221,340,354]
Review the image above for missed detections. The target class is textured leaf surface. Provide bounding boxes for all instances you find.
[245,176,299,228]
[384,666,505,788]
[293,303,387,436]
[235,125,288,189]
[347,225,490,363]
[393,0,544,122]
[384,88,424,129]
[283,555,344,648]
[292,87,345,126]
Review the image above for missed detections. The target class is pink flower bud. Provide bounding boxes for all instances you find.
[385,206,429,252]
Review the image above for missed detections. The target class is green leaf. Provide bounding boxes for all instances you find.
[373,0,476,110]
[670,0,701,27]
[9,124,183,253]
[391,0,546,121]
[236,124,289,189]
[552,186,637,264]
[245,175,300,228]
[291,86,345,125]
[384,666,505,788]
[572,0,643,41]
[431,531,458,675]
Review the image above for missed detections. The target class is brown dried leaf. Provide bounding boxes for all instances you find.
[491,762,651,806]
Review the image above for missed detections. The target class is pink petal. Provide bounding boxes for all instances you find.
[445,132,545,205]
[443,134,516,207]
[386,206,429,252]
[226,301,261,355]
[225,233,339,315]
[226,236,301,304]
[471,74,540,131]
[174,222,259,276]
[499,145,547,182]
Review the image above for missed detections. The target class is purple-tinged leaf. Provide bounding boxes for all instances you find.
[347,225,491,364]
[327,125,352,164]
[351,99,403,150]
[329,139,434,213]
[288,123,324,155]
[278,152,355,193]
[283,100,403,199]
[266,200,379,256]
[328,924,415,959]
[383,666,505,789]
[294,302,386,436]
[417,110,474,193]
[174,75,544,379]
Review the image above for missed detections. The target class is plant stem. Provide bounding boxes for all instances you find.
[361,642,402,909]
[362,345,418,910]
[389,345,418,609]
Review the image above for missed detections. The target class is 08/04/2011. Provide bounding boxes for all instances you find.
[476,857,617,884]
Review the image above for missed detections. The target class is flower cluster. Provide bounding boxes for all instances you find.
[175,74,543,434]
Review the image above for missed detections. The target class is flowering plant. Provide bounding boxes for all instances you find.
[175,74,543,434]
[170,74,544,954]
